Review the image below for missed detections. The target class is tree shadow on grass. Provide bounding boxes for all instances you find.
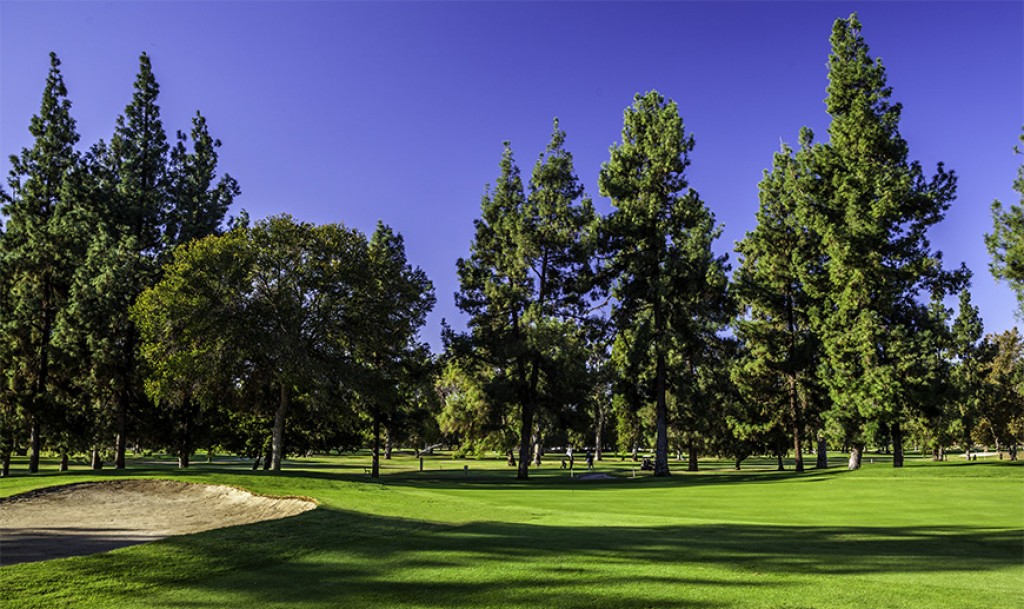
[5,501,1021,609]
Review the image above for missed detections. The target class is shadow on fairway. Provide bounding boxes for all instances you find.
[260,462,854,491]
[13,500,1020,609]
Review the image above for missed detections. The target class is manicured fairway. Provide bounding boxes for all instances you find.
[2,453,1021,608]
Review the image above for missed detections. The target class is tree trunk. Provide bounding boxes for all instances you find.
[847,443,863,470]
[776,452,785,471]
[371,412,382,478]
[252,450,261,471]
[59,453,69,472]
[734,457,742,470]
[114,390,128,469]
[28,418,41,473]
[791,409,804,472]
[178,395,192,469]
[532,429,543,467]
[1009,444,1018,461]
[271,382,290,472]
[687,439,698,472]
[384,427,393,460]
[816,436,828,469]
[1,450,10,477]
[891,419,904,468]
[516,401,534,480]
[631,444,639,461]
[931,446,940,462]
[90,448,102,470]
[785,297,803,473]
[594,407,604,461]
[506,449,516,466]
[653,344,670,477]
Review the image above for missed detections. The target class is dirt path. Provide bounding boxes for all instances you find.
[0,479,316,567]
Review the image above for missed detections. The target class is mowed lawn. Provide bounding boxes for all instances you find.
[1,453,1022,609]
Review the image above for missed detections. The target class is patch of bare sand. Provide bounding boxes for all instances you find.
[0,479,316,566]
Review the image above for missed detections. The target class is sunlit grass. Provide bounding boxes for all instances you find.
[2,451,1021,608]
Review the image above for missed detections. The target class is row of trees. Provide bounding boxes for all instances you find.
[2,15,1021,478]
[0,52,240,475]
[438,14,1024,478]
[0,53,436,477]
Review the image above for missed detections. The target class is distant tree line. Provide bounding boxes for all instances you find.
[2,15,1021,478]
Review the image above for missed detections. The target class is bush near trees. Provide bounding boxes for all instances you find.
[2,14,1021,475]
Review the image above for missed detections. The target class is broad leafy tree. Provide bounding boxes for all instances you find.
[136,216,371,472]
[975,329,1023,459]
[132,228,247,467]
[599,91,730,476]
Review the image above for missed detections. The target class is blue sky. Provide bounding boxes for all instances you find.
[2,1,1021,350]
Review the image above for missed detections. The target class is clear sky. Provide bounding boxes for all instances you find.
[2,1,1021,350]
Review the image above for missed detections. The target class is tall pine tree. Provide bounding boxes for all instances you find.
[83,52,169,468]
[950,289,985,459]
[599,91,730,476]
[734,130,825,472]
[809,15,965,468]
[452,121,599,479]
[0,53,89,473]
[164,111,240,249]
[359,222,435,478]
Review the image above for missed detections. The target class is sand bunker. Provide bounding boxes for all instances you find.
[0,479,316,566]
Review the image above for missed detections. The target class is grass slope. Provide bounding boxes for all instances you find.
[1,453,1021,608]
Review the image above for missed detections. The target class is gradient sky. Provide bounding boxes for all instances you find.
[2,1,1021,350]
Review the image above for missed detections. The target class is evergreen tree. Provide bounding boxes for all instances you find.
[599,91,730,476]
[734,131,825,472]
[164,111,240,249]
[808,15,965,468]
[68,53,233,469]
[985,130,1024,318]
[451,122,599,479]
[106,52,169,253]
[67,52,171,469]
[0,222,19,476]
[358,222,435,478]
[911,295,956,460]
[950,289,985,458]
[0,53,88,473]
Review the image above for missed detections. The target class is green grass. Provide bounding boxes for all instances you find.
[2,451,1022,608]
